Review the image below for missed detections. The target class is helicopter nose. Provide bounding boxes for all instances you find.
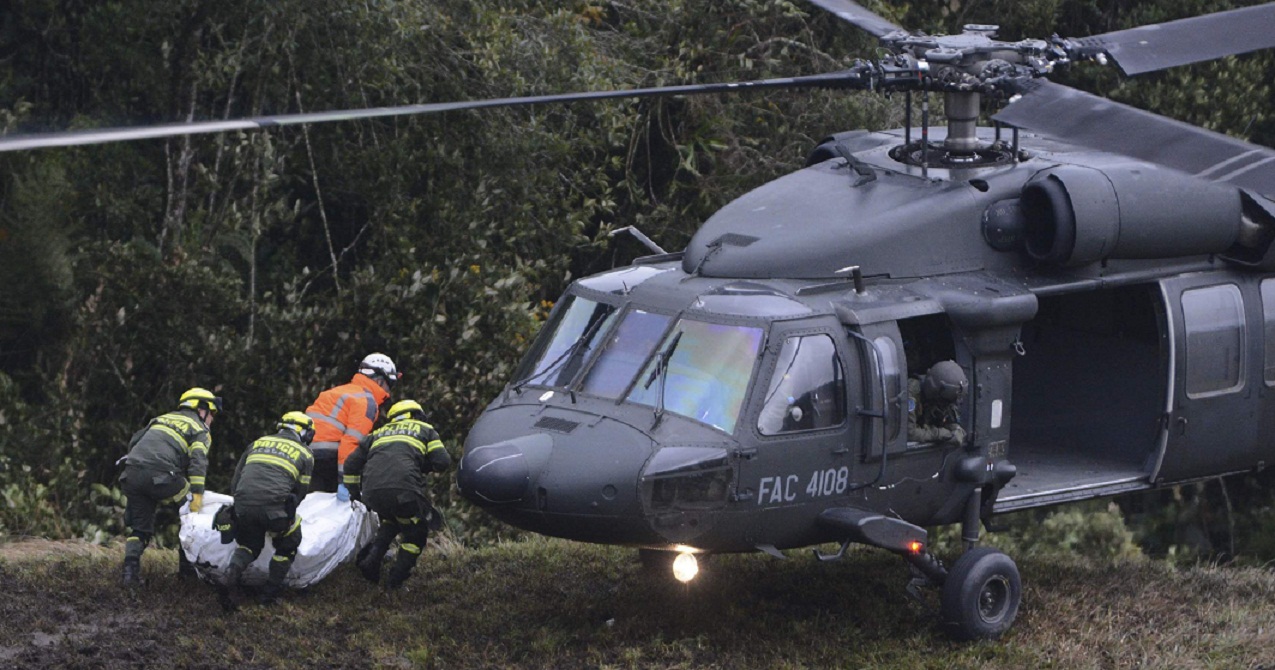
[459,404,674,545]
[457,434,553,505]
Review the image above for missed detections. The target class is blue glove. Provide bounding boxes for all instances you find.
[336,483,350,502]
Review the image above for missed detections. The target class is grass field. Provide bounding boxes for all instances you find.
[1,536,1273,669]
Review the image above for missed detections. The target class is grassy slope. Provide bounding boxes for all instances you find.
[1,537,1273,669]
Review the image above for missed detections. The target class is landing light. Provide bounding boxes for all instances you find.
[908,541,924,555]
[672,552,699,583]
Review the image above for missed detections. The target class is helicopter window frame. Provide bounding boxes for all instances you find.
[1181,283,1246,399]
[1261,279,1275,387]
[852,321,909,460]
[756,332,847,436]
[872,335,904,443]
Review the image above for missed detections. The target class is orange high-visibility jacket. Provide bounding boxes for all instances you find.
[305,372,390,469]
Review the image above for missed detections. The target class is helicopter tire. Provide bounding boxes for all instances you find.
[939,547,1021,641]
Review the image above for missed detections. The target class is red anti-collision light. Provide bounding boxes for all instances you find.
[908,541,924,554]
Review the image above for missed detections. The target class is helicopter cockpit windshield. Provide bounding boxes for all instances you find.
[516,295,620,388]
[513,292,765,435]
[625,319,763,434]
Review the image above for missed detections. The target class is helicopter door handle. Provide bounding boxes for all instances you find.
[736,447,758,461]
[1176,417,1188,436]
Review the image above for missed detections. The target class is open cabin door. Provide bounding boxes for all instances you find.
[1156,274,1261,482]
[997,284,1162,512]
[855,321,907,458]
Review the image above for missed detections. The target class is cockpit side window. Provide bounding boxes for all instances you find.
[757,334,845,435]
[515,295,618,388]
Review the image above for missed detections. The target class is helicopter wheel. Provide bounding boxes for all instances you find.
[939,547,1021,641]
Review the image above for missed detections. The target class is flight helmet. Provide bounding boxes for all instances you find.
[922,361,968,403]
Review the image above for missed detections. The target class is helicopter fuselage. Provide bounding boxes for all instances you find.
[458,126,1275,557]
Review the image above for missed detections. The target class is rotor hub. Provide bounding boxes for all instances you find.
[889,141,1019,170]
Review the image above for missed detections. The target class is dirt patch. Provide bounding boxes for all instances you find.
[0,546,185,670]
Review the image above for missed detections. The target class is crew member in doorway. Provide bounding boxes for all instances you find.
[305,353,399,498]
[907,360,968,445]
[343,399,450,589]
[119,387,221,586]
[222,412,315,606]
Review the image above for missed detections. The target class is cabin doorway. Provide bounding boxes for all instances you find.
[997,284,1167,511]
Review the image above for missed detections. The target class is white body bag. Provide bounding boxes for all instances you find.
[180,491,377,588]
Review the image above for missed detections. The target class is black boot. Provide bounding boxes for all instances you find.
[121,538,145,587]
[121,558,142,586]
[384,549,419,590]
[219,549,251,612]
[356,539,391,584]
[259,581,282,606]
[259,558,291,605]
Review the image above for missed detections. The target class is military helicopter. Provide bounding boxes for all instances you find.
[5,0,1275,642]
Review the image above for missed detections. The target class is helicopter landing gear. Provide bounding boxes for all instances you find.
[939,547,1021,640]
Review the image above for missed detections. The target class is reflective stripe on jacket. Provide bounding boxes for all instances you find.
[305,372,389,468]
[230,430,315,509]
[343,418,450,495]
[125,408,211,494]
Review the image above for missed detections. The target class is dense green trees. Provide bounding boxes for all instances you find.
[0,0,1271,552]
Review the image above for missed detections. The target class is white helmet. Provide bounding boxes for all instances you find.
[359,353,401,386]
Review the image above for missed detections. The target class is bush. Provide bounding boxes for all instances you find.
[932,501,1143,561]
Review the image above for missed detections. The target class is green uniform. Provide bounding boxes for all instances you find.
[907,377,966,445]
[343,417,450,588]
[120,408,212,574]
[224,429,314,598]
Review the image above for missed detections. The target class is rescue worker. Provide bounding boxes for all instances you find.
[306,353,399,498]
[907,360,968,445]
[119,387,220,585]
[343,399,450,589]
[223,411,316,605]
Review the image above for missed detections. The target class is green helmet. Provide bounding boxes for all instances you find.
[386,399,425,422]
[922,361,967,403]
[279,411,316,445]
[179,387,223,414]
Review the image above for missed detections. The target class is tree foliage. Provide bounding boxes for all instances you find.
[0,0,1271,547]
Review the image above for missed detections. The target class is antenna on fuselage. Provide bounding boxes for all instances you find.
[609,226,667,255]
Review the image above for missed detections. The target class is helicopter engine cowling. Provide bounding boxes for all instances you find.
[1018,165,1242,266]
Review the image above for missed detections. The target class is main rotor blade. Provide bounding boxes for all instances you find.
[993,80,1275,199]
[802,0,904,38]
[1081,2,1275,75]
[0,71,867,153]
